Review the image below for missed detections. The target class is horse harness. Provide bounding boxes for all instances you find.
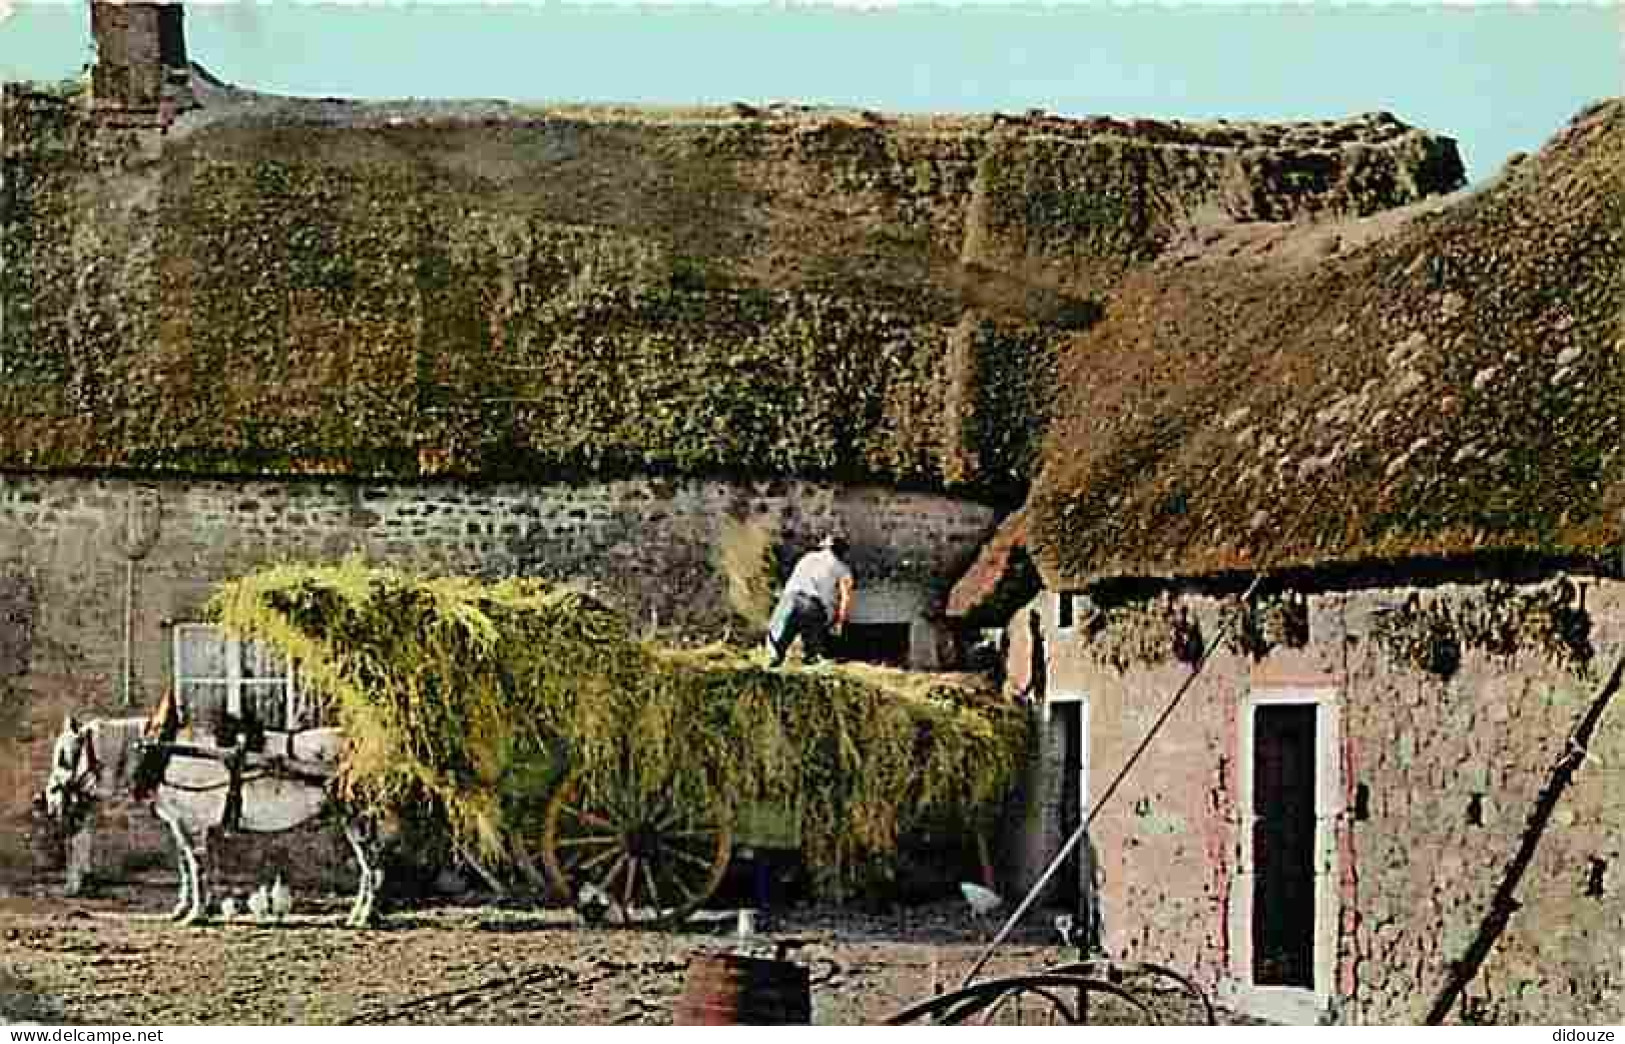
[134,695,294,834]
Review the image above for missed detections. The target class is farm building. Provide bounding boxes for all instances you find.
[0,0,1468,897]
[10,2,1623,1028]
[948,96,1625,1023]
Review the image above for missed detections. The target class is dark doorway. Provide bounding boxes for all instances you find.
[829,622,911,667]
[1055,701,1083,905]
[1252,704,1317,989]
[1052,700,1101,951]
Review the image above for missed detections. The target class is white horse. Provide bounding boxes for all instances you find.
[39,694,385,927]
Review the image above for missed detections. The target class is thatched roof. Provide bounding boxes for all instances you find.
[1026,99,1625,588]
[1,83,1459,493]
[945,508,1039,625]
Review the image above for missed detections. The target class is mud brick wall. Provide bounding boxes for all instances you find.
[1006,576,1625,1024]
[1006,600,1240,984]
[0,471,995,891]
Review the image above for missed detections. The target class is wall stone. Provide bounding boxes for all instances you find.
[1007,574,1625,1024]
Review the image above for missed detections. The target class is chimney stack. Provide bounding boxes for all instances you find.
[88,2,193,127]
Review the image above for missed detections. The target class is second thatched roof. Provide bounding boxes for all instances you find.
[1025,99,1625,588]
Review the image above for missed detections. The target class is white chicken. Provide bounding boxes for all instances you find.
[269,875,292,922]
[577,882,612,927]
[220,896,241,921]
[960,882,1006,943]
[959,881,1004,918]
[1054,912,1076,948]
[247,884,271,922]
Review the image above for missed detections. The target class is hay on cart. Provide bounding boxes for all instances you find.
[209,561,1028,894]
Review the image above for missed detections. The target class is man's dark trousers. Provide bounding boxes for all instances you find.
[766,591,831,666]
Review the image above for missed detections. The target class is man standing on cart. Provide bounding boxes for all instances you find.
[764,533,855,668]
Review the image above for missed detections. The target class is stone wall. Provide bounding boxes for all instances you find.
[0,471,996,890]
[1004,572,1625,1024]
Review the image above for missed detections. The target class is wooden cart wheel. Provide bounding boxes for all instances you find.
[541,769,732,927]
[884,974,1154,1026]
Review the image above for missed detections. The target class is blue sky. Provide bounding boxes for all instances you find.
[1,2,1619,182]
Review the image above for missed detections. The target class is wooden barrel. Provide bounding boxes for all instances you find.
[673,952,811,1025]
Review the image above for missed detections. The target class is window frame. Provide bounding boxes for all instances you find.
[1055,591,1079,634]
[171,623,301,730]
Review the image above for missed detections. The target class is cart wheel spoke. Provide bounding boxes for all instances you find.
[542,770,732,928]
[655,859,707,904]
[575,844,622,874]
[554,833,621,849]
[641,859,666,914]
[561,804,614,831]
[621,855,639,911]
[596,853,629,896]
[663,844,716,872]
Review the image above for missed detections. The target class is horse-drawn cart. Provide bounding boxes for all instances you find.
[44,563,1025,930]
[116,718,776,927]
[98,724,792,927]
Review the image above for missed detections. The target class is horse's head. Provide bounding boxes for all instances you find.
[41,713,98,829]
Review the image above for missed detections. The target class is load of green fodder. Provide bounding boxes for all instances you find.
[207,560,1027,894]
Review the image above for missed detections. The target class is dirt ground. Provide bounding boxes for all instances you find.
[0,883,1227,1026]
